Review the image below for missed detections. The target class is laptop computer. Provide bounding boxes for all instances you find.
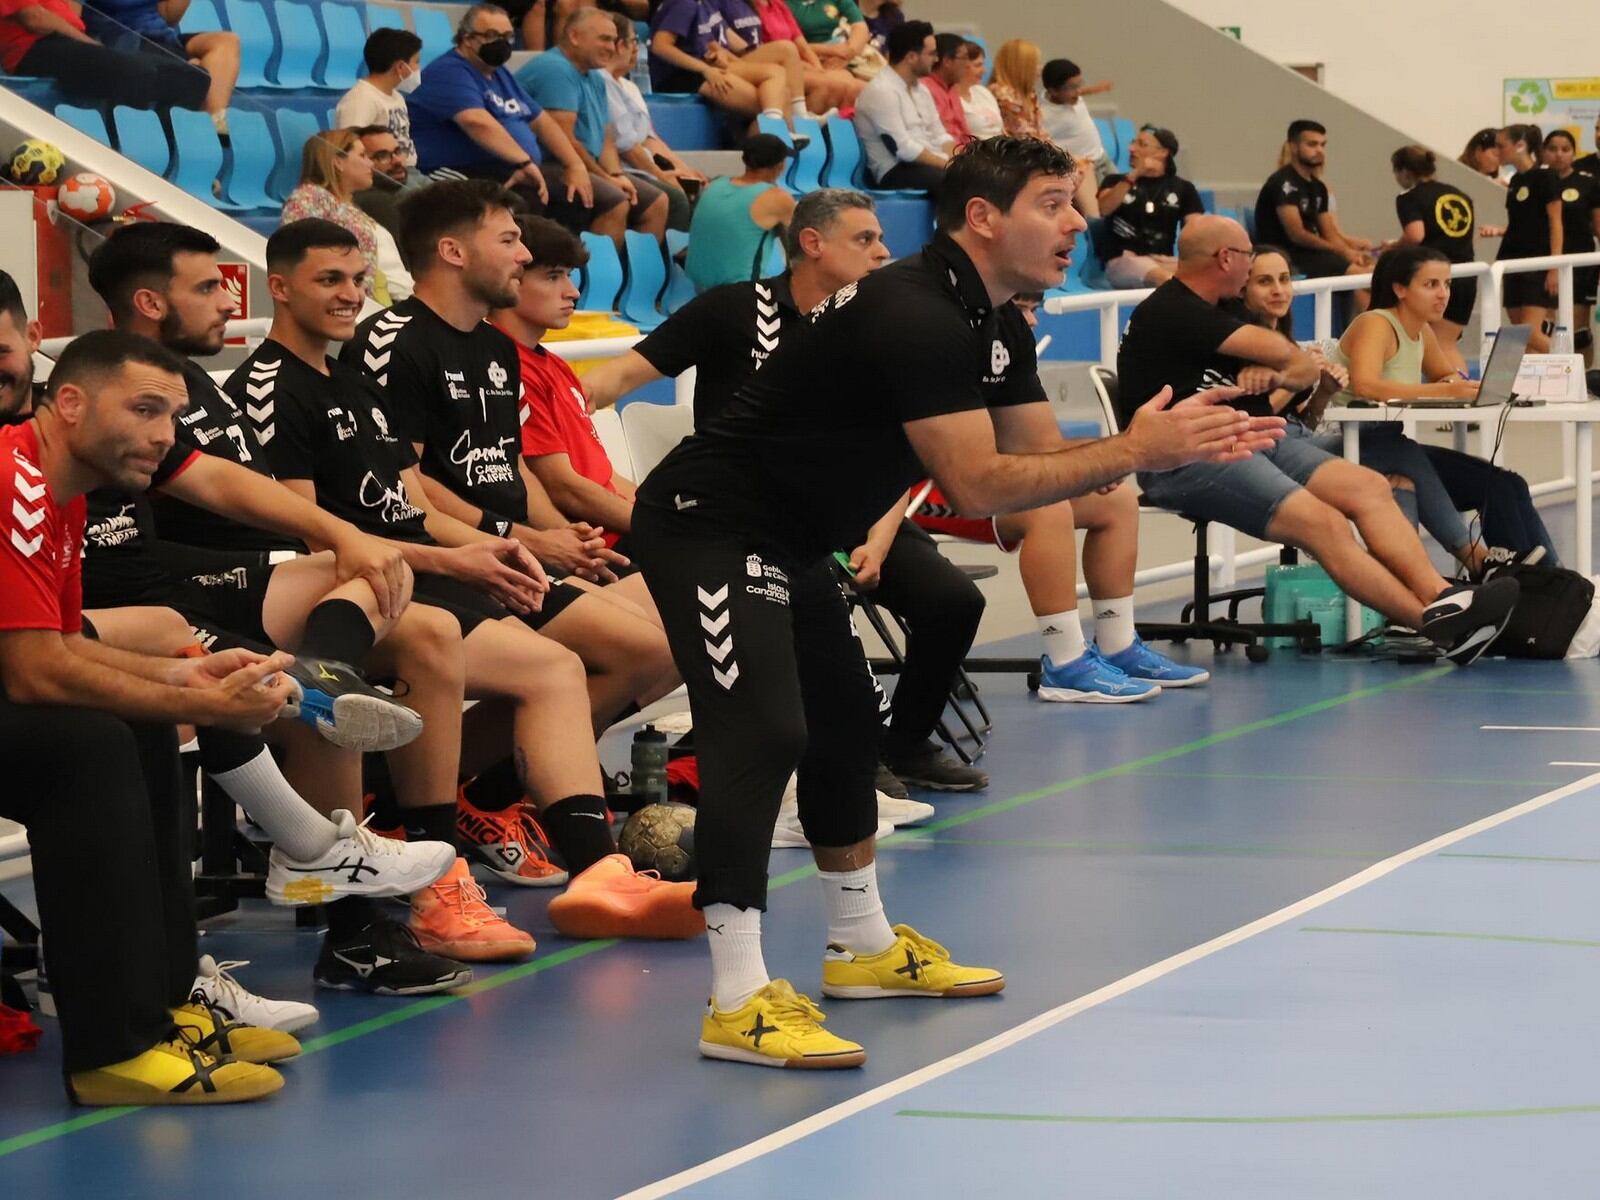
[1397,323,1532,408]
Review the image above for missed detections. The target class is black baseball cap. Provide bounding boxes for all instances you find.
[1142,125,1180,159]
[742,133,797,170]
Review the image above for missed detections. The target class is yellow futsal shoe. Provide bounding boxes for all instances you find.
[68,1036,284,1106]
[821,924,1005,999]
[172,1002,302,1065]
[698,979,866,1069]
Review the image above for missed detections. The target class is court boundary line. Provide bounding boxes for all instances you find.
[617,770,1600,1200]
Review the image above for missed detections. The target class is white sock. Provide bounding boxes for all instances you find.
[1037,608,1086,665]
[1092,595,1137,655]
[705,903,769,1010]
[760,107,785,121]
[210,749,340,862]
[819,863,896,955]
[789,97,807,118]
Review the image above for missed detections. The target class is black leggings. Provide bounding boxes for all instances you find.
[16,32,210,110]
[0,697,194,1072]
[866,521,984,758]
[633,504,880,911]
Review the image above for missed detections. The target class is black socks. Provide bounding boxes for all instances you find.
[299,598,376,665]
[539,795,615,875]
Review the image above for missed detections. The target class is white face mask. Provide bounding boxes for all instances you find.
[396,65,422,94]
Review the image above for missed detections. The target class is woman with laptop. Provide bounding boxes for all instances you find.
[1240,243,1555,572]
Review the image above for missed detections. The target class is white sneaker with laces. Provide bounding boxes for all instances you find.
[190,955,319,1034]
[266,809,456,906]
[876,792,935,828]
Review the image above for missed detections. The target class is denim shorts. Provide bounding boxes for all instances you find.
[1135,421,1338,539]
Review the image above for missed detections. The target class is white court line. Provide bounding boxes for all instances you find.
[617,771,1600,1200]
[1483,725,1600,732]
[1552,761,1600,767]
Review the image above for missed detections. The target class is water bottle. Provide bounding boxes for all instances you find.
[1551,325,1573,354]
[631,726,669,807]
[632,43,652,94]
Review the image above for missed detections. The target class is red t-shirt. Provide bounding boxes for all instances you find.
[0,0,87,73]
[511,339,624,544]
[756,0,802,43]
[0,422,84,634]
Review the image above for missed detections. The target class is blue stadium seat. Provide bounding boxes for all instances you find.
[755,228,785,277]
[3,78,63,108]
[619,230,666,329]
[273,107,322,199]
[871,194,932,258]
[412,7,454,66]
[272,0,322,88]
[222,107,278,207]
[319,2,366,89]
[662,228,694,314]
[224,0,275,87]
[788,115,825,194]
[578,232,623,312]
[54,104,109,145]
[819,113,858,189]
[1241,204,1257,240]
[1197,187,1215,212]
[1092,116,1116,165]
[366,4,405,31]
[646,95,718,150]
[170,108,232,206]
[179,0,224,32]
[111,106,172,177]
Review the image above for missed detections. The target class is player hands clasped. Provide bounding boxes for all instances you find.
[629,137,1283,1070]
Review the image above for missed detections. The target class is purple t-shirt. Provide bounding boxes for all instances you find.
[716,0,764,47]
[649,0,728,88]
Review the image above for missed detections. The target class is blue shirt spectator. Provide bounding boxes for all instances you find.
[517,47,608,159]
[82,0,172,45]
[410,47,545,172]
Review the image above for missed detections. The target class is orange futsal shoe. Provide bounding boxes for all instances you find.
[546,854,704,941]
[457,793,570,887]
[410,858,536,961]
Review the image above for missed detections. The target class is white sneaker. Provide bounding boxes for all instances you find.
[265,810,456,906]
[877,792,935,827]
[190,955,319,1033]
[772,806,894,849]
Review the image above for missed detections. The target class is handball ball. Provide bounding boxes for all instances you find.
[8,138,65,186]
[58,172,115,221]
[618,802,696,882]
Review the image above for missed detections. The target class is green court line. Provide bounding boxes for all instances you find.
[1129,771,1560,789]
[895,1103,1600,1125]
[0,666,1449,1160]
[1301,926,1600,950]
[1438,852,1600,865]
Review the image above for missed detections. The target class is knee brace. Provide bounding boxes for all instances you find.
[1576,328,1593,351]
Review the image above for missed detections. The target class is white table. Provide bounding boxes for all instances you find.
[1323,400,1600,637]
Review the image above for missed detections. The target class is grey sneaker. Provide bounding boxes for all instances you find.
[885,743,988,792]
[873,761,910,800]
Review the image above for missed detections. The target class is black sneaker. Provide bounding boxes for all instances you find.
[1419,578,1520,665]
[1475,544,1547,583]
[873,761,910,800]
[282,657,424,752]
[313,917,471,995]
[885,742,989,792]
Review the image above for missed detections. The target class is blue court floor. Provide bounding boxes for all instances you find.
[5,643,1599,1198]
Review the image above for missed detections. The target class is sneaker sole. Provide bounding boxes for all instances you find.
[301,693,424,752]
[821,976,1006,1000]
[464,849,570,888]
[1128,672,1209,688]
[411,934,536,962]
[697,1040,866,1069]
[265,849,456,906]
[1441,618,1509,666]
[890,777,985,792]
[1036,684,1160,703]
[69,1068,284,1106]
[547,901,706,941]
[313,968,473,996]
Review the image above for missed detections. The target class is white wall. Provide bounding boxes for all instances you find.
[1164,0,1599,156]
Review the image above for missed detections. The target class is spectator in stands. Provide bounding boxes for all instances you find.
[785,0,868,71]
[1254,120,1374,294]
[1040,58,1113,185]
[852,20,951,195]
[80,0,238,136]
[743,0,864,113]
[1542,129,1600,364]
[647,0,794,132]
[858,0,900,55]
[335,28,422,174]
[955,39,1002,140]
[1392,144,1476,373]
[709,0,837,124]
[0,0,213,115]
[1574,117,1600,178]
[1095,126,1202,288]
[408,2,615,235]
[282,129,413,303]
[603,13,701,232]
[685,132,795,291]
[922,32,971,147]
[1458,127,1502,182]
[1479,124,1561,353]
[1117,214,1519,660]
[350,126,421,241]
[516,0,646,53]
[517,7,670,247]
[989,39,1045,140]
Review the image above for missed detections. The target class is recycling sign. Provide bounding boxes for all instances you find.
[1503,79,1600,150]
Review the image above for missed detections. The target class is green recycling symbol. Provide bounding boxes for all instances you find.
[1511,80,1548,114]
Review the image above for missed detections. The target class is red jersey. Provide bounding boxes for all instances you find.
[511,339,624,544]
[0,422,84,634]
[0,0,86,73]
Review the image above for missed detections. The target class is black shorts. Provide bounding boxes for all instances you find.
[412,572,508,639]
[1288,246,1352,280]
[1500,262,1556,310]
[1576,266,1600,306]
[174,564,277,647]
[519,578,586,630]
[1443,276,1477,326]
[653,66,704,95]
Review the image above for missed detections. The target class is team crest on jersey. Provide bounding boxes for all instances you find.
[371,407,392,440]
[328,407,358,441]
[444,370,471,401]
[487,360,509,389]
[989,339,1010,378]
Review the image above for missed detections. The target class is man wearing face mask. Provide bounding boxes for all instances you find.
[335,28,423,176]
[409,1,624,237]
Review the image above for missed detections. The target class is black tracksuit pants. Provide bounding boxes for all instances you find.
[633,503,881,911]
[0,696,194,1073]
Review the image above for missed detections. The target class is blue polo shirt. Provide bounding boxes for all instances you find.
[83,0,179,48]
[516,49,609,158]
[409,49,545,172]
